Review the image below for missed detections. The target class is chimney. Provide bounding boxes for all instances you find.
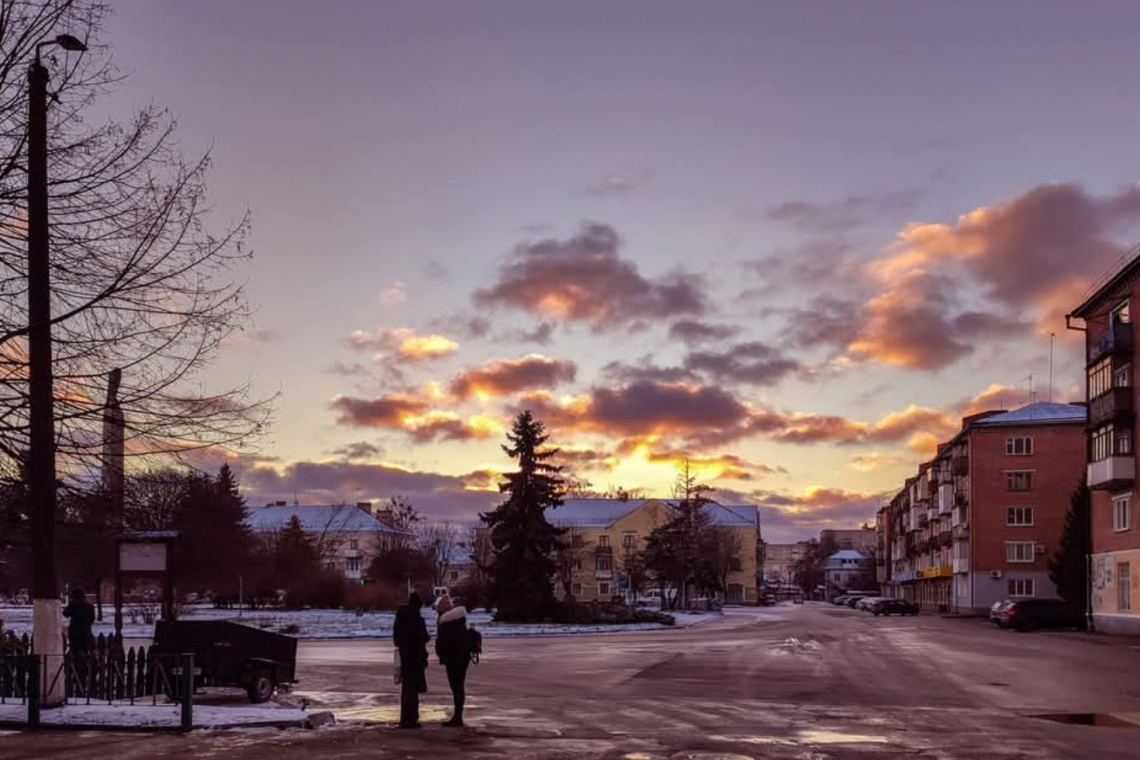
[374,507,395,526]
[356,501,373,515]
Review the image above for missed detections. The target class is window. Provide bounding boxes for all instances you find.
[1006,507,1034,527]
[349,539,359,550]
[1008,578,1034,597]
[346,557,360,573]
[1089,358,1113,398]
[1116,364,1132,389]
[571,583,582,597]
[1092,426,1114,461]
[1112,299,1131,325]
[1114,495,1132,532]
[1005,437,1033,456]
[599,582,611,597]
[841,538,853,549]
[622,533,636,550]
[1006,542,1035,563]
[596,553,613,573]
[1119,562,1132,611]
[571,534,585,548]
[1005,471,1034,491]
[1120,428,1133,456]
[598,535,610,548]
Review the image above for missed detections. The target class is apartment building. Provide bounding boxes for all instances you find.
[878,402,1086,613]
[820,528,875,555]
[1069,259,1140,634]
[762,541,810,586]
[549,498,763,604]
[246,503,409,580]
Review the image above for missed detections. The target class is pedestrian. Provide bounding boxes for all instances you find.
[63,587,95,693]
[434,593,471,727]
[392,591,430,729]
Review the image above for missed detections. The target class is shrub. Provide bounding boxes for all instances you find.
[343,582,401,611]
[549,601,674,626]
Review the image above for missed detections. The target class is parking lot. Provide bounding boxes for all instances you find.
[5,603,1140,759]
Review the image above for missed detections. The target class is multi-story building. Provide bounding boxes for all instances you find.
[549,498,762,604]
[877,402,1086,613]
[762,542,810,586]
[822,550,873,595]
[820,528,875,555]
[1069,260,1140,634]
[246,502,408,581]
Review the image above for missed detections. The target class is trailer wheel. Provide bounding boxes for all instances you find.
[247,670,276,704]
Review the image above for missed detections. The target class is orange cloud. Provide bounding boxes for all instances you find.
[449,354,577,399]
[346,328,458,362]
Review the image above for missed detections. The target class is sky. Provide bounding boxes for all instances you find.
[91,0,1140,541]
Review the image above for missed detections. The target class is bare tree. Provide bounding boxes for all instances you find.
[418,520,460,589]
[701,525,744,601]
[554,526,592,601]
[0,1,271,486]
[455,524,493,609]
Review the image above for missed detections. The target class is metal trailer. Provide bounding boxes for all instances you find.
[153,620,297,703]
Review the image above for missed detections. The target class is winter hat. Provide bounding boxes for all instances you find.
[436,594,454,614]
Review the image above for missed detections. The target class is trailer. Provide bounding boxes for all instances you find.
[153,620,297,703]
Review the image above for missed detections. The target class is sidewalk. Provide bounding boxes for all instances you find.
[0,702,311,730]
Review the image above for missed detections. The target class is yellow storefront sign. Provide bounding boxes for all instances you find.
[917,565,953,579]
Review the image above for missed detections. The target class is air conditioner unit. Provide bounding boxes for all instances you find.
[990,570,1003,579]
[1035,545,1046,555]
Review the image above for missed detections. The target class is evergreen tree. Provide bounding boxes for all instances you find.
[274,515,320,608]
[481,411,566,621]
[1049,480,1091,608]
[174,465,252,595]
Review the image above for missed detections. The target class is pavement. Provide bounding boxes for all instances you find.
[4,602,1140,758]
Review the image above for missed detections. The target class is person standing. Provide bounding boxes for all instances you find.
[63,587,95,693]
[392,591,430,729]
[434,593,471,727]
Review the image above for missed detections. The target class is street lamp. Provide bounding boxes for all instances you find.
[27,32,86,709]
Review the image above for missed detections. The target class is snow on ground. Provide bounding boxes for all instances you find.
[0,702,309,729]
[0,605,717,641]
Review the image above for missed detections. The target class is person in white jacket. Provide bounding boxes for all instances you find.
[434,594,471,727]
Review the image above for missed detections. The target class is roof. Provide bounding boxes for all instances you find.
[1069,241,1140,318]
[549,498,760,529]
[970,401,1086,427]
[822,549,871,568]
[245,505,408,534]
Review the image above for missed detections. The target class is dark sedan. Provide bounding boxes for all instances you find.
[1002,599,1085,632]
[870,599,920,616]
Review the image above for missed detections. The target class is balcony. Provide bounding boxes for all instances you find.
[595,569,614,580]
[1088,456,1136,490]
[1089,387,1135,428]
[938,484,954,514]
[952,558,969,574]
[951,457,969,477]
[892,569,916,583]
[1088,322,1134,365]
[953,523,970,541]
[955,490,969,508]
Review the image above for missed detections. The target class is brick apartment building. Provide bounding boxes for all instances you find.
[1069,255,1140,634]
[877,402,1086,613]
[820,528,875,555]
[762,541,810,586]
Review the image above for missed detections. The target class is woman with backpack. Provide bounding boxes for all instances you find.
[393,592,430,729]
[434,593,472,727]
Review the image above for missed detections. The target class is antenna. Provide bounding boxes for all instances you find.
[1048,332,1055,403]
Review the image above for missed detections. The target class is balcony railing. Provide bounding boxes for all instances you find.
[1088,322,1133,365]
[938,484,954,514]
[1088,455,1136,490]
[951,457,969,476]
[595,568,614,579]
[952,558,969,574]
[953,523,970,540]
[1089,387,1135,428]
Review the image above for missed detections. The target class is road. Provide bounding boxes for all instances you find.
[5,603,1140,758]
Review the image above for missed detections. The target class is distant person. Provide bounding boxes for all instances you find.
[434,593,471,727]
[63,587,95,692]
[393,591,430,729]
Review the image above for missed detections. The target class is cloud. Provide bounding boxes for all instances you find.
[517,322,555,345]
[683,341,801,387]
[766,191,917,232]
[601,356,698,385]
[223,328,280,347]
[956,383,1019,417]
[752,486,882,542]
[329,441,384,461]
[346,328,459,362]
[474,223,707,331]
[379,281,408,307]
[668,320,741,345]
[326,361,372,377]
[848,452,907,472]
[245,460,498,520]
[584,176,636,198]
[421,261,448,281]
[775,294,864,353]
[330,393,498,442]
[449,355,577,399]
[640,447,787,481]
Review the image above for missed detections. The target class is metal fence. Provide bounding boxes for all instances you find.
[0,631,194,730]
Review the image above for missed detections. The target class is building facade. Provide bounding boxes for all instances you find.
[762,542,810,586]
[549,498,763,604]
[822,550,873,595]
[246,502,409,581]
[820,528,875,555]
[878,402,1086,613]
[1070,261,1140,634]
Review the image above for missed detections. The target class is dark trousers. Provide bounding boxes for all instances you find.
[445,659,469,720]
[399,675,420,727]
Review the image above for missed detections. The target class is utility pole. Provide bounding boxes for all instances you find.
[27,34,87,708]
[27,49,62,708]
[1049,332,1055,403]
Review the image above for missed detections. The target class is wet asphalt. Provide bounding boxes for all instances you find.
[4,602,1140,759]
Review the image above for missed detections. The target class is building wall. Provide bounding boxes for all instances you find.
[820,528,875,554]
[966,422,1085,611]
[763,542,809,585]
[555,501,762,604]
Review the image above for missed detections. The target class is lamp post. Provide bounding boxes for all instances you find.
[27,33,86,708]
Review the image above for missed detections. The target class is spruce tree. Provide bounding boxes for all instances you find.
[1049,480,1091,608]
[481,410,566,621]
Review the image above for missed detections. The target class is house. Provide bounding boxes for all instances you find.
[762,542,810,586]
[548,498,763,604]
[1069,256,1140,634]
[822,550,872,594]
[245,502,409,581]
[877,402,1086,613]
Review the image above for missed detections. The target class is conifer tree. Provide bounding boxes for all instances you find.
[1049,480,1091,609]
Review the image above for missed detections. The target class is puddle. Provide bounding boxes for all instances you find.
[333,704,450,723]
[798,730,890,744]
[1033,713,1140,728]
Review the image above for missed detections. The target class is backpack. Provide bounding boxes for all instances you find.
[466,626,483,664]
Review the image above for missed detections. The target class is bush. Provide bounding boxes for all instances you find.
[549,601,674,626]
[343,582,401,611]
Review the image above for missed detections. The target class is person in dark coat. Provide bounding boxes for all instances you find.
[434,593,471,727]
[63,587,95,693]
[393,591,430,729]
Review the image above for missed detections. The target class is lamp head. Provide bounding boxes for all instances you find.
[54,34,87,53]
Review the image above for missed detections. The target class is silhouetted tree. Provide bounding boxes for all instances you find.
[481,410,565,621]
[644,463,714,609]
[418,521,460,589]
[366,545,435,598]
[554,527,592,602]
[701,525,744,600]
[792,539,825,598]
[1049,480,1091,609]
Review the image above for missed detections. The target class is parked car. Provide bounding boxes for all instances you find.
[760,593,778,606]
[855,597,886,611]
[870,599,919,616]
[845,596,866,608]
[989,599,1013,626]
[831,595,852,606]
[1002,599,1085,632]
